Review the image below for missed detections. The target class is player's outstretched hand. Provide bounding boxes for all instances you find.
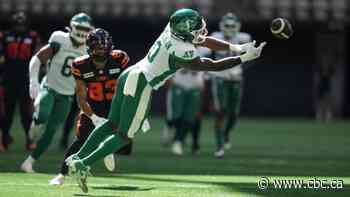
[90,114,107,127]
[29,82,40,99]
[239,41,256,52]
[239,41,266,63]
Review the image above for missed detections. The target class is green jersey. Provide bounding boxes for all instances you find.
[138,24,199,90]
[45,31,87,95]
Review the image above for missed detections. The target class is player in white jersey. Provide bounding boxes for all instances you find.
[165,70,204,155]
[20,13,94,173]
[205,13,252,157]
[67,8,266,193]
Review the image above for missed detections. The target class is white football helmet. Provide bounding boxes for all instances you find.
[70,12,94,44]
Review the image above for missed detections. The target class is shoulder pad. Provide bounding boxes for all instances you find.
[49,30,68,43]
[172,40,198,61]
[74,55,90,65]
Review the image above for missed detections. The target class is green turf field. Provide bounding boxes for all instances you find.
[0,117,350,197]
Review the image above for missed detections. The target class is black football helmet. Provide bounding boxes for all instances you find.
[86,28,113,63]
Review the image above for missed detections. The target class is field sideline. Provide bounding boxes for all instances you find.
[0,116,350,197]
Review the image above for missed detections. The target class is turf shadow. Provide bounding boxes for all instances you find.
[73,194,121,197]
[91,185,155,191]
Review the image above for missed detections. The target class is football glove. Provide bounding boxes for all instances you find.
[239,41,266,63]
[229,41,255,53]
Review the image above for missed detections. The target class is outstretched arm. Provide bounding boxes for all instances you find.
[179,56,241,71]
[199,36,250,53]
[178,41,266,71]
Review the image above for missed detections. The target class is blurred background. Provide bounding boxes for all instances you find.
[0,0,348,119]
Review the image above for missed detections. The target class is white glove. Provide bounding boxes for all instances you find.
[229,41,255,53]
[29,82,40,99]
[239,41,266,63]
[239,41,256,52]
[90,114,107,127]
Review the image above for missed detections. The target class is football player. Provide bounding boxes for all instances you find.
[68,8,265,193]
[169,69,205,155]
[207,13,252,157]
[20,13,94,173]
[49,28,130,185]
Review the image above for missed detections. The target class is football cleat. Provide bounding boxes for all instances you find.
[171,141,183,156]
[20,159,35,173]
[103,154,116,172]
[214,148,225,158]
[69,160,90,193]
[49,174,65,185]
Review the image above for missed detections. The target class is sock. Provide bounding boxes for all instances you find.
[60,138,84,175]
[192,121,201,151]
[224,114,237,143]
[76,121,114,159]
[173,120,186,142]
[215,127,224,150]
[82,134,129,166]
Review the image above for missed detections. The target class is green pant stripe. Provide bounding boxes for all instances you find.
[127,83,152,138]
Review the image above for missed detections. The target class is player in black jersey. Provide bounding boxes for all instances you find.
[49,28,131,185]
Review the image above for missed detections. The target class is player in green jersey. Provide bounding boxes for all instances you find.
[67,8,266,193]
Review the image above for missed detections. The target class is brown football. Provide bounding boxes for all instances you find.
[270,18,293,39]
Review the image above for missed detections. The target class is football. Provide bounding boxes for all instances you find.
[270,18,293,39]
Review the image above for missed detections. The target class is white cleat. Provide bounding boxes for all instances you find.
[21,161,35,173]
[224,142,232,150]
[104,154,116,172]
[214,148,225,158]
[172,141,183,156]
[49,174,65,185]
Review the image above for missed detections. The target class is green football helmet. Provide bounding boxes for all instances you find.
[170,8,208,44]
[220,13,241,38]
[70,12,94,44]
